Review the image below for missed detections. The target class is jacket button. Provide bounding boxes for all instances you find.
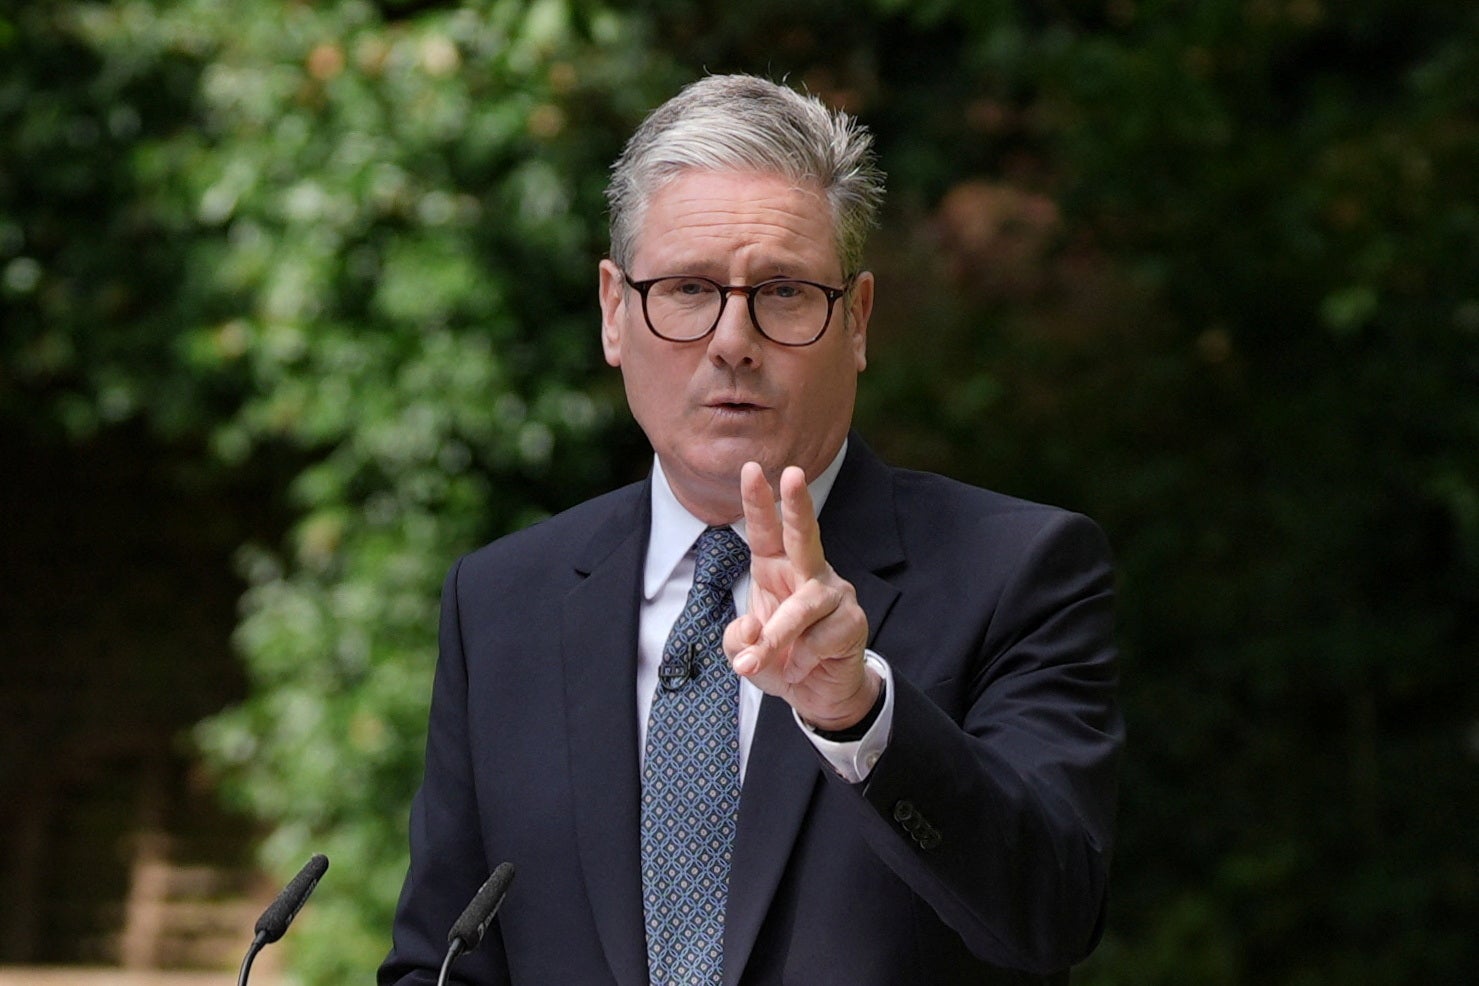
[917,829,942,851]
[892,800,918,825]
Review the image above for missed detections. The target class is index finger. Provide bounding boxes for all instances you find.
[740,461,783,558]
[779,466,826,579]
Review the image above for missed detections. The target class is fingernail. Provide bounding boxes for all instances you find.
[733,651,755,675]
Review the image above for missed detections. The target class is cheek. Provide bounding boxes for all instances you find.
[621,343,690,418]
[797,351,860,422]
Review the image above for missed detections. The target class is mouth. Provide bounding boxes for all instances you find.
[705,396,769,413]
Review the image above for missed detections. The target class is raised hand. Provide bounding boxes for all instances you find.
[725,461,880,731]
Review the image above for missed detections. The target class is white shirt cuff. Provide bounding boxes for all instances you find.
[794,651,894,783]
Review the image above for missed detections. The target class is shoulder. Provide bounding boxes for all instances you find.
[889,465,1110,572]
[843,434,1102,543]
[888,465,1053,515]
[897,460,1098,529]
[891,466,1093,532]
[452,479,647,587]
[828,435,1110,571]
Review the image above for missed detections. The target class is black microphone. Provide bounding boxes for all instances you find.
[659,642,699,691]
[436,862,516,986]
[237,853,329,986]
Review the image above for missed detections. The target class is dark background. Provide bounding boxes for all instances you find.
[2,0,1475,982]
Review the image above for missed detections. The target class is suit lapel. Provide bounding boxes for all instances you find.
[723,692,819,985]
[723,436,903,986]
[562,484,652,986]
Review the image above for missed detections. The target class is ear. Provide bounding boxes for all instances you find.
[598,259,626,367]
[844,270,874,372]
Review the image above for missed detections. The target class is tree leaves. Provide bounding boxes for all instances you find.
[4,0,1475,982]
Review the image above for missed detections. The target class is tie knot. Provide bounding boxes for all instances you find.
[693,526,749,591]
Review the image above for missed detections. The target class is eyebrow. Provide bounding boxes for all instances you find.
[637,259,807,281]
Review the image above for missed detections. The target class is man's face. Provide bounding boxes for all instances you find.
[599,169,874,524]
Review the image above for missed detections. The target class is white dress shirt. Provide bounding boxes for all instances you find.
[636,441,894,784]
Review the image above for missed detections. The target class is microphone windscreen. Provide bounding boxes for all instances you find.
[447,862,516,952]
[254,853,329,944]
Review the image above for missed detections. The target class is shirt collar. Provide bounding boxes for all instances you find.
[643,439,849,600]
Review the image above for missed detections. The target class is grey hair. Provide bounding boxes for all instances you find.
[606,74,885,276]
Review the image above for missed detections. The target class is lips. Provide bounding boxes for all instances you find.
[705,394,769,411]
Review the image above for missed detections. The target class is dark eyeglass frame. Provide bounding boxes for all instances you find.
[621,272,856,347]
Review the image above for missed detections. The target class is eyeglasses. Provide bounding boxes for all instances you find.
[622,273,855,347]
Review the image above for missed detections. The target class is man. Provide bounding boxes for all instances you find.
[380,74,1121,985]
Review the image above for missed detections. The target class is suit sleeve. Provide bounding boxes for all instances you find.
[378,558,513,986]
[847,510,1122,975]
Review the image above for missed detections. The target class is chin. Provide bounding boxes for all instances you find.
[699,448,764,486]
[666,443,759,494]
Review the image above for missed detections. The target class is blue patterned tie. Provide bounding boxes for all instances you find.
[641,525,750,986]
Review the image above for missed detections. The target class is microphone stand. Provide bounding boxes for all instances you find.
[237,932,268,986]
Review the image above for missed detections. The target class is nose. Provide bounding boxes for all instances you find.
[705,289,764,369]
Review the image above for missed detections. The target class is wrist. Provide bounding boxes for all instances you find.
[805,671,885,740]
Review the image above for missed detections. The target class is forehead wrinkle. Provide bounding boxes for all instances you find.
[641,228,826,279]
[634,175,838,278]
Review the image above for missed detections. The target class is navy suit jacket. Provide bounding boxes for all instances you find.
[379,437,1121,985]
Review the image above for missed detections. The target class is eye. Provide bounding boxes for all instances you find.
[757,280,815,303]
[669,277,717,297]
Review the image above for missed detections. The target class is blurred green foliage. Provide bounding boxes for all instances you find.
[2,0,1475,983]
